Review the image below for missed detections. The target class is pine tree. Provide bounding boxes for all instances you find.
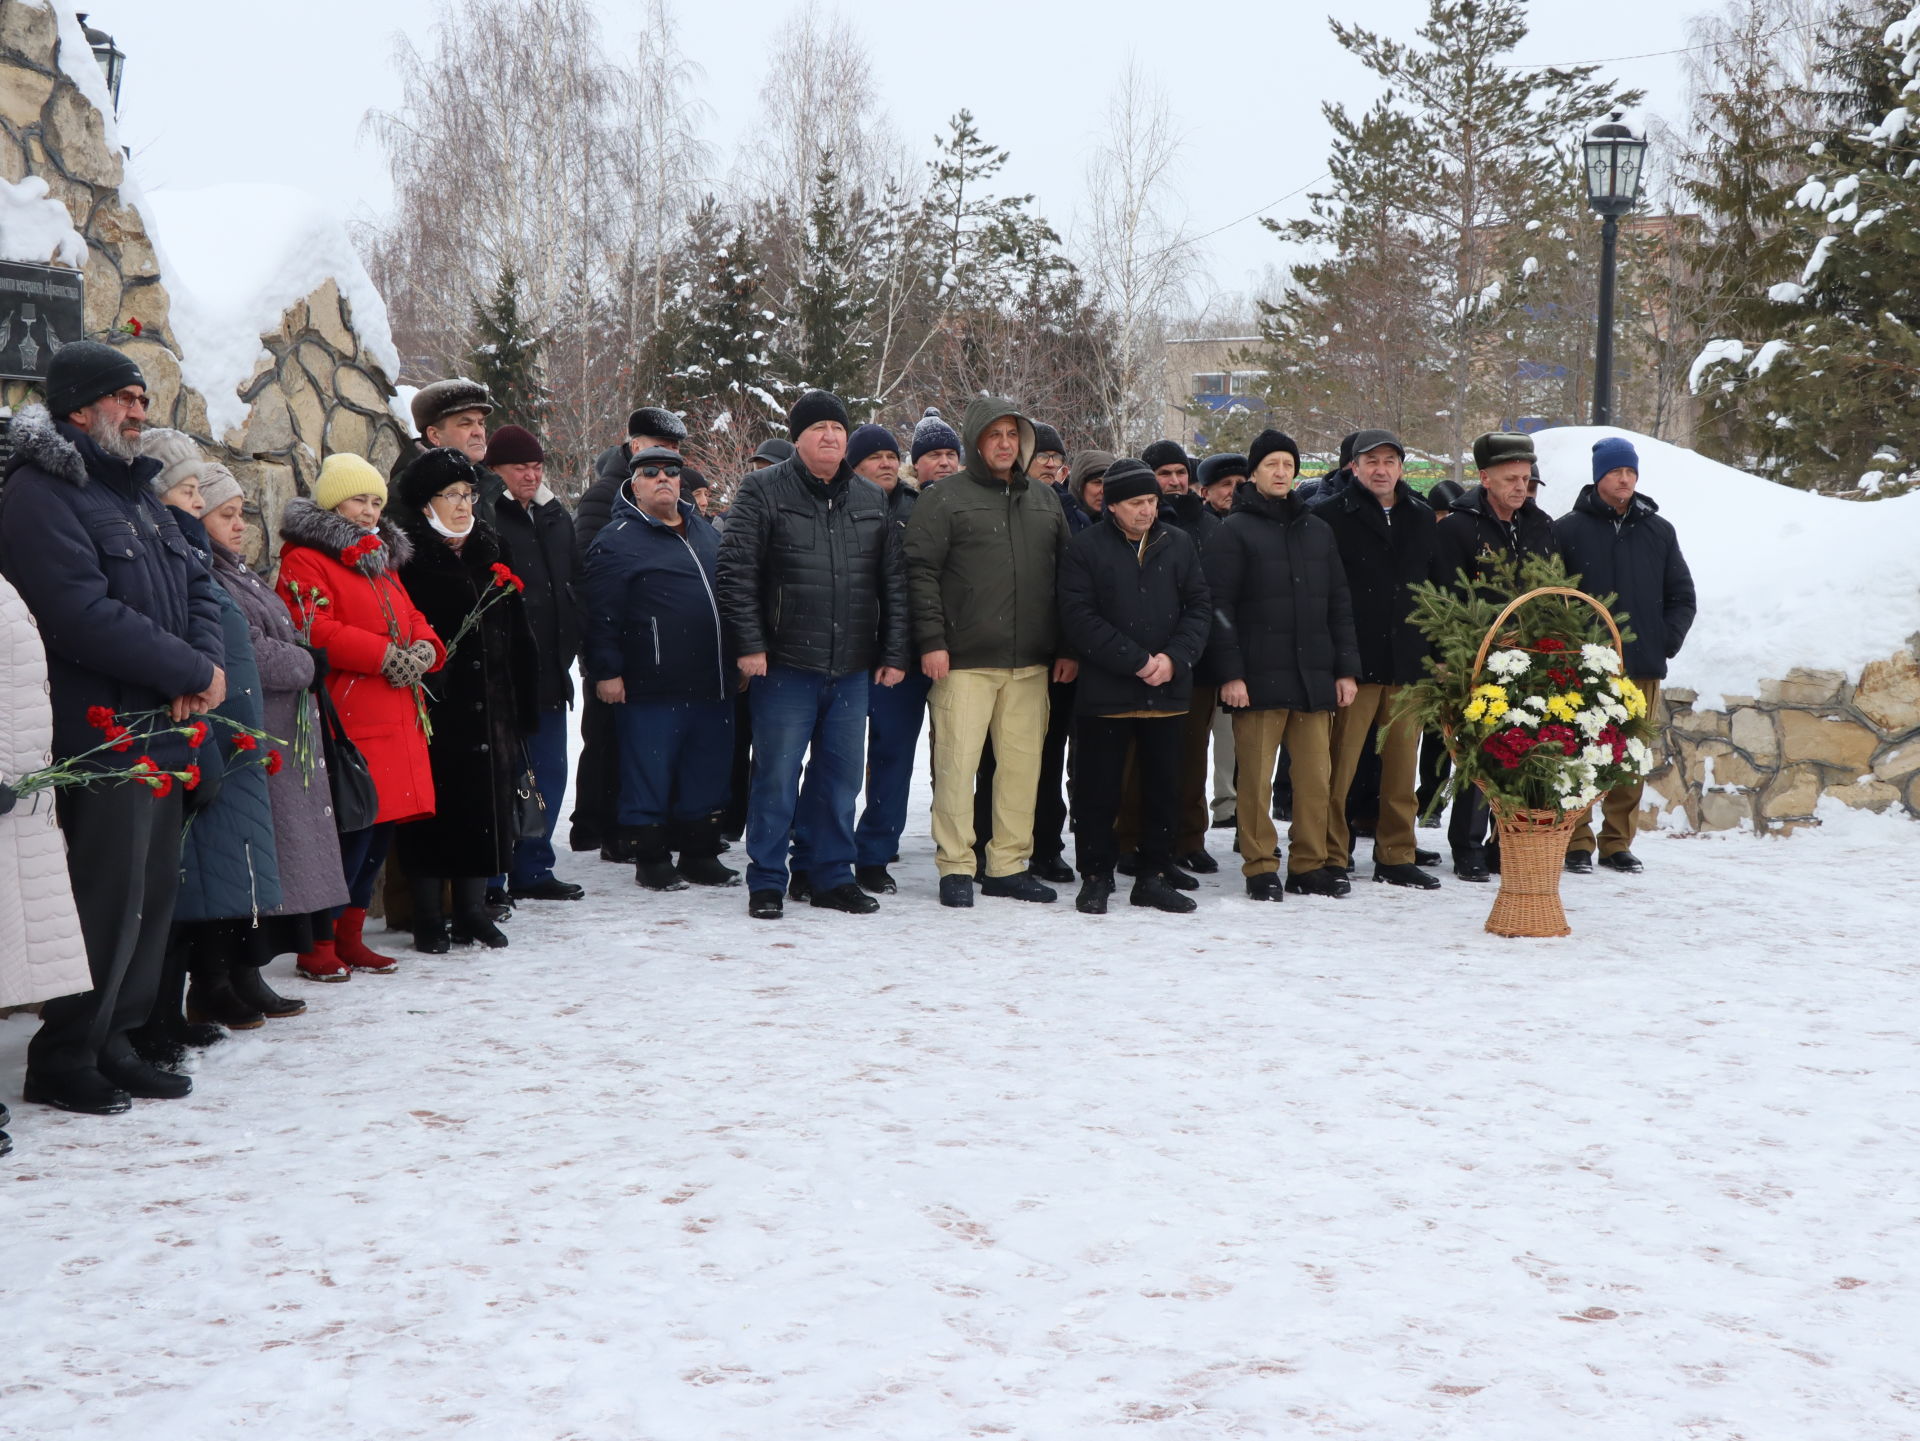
[1245,0,1635,473]
[467,266,549,432]
[1689,2,1920,494]
[669,204,783,439]
[770,156,877,408]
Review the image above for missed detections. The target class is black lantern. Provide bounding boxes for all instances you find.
[76,14,125,112]
[1581,110,1647,426]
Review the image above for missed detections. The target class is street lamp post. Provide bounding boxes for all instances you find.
[1581,109,1647,426]
[76,14,125,113]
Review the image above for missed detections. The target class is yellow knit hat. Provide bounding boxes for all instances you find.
[312,453,388,513]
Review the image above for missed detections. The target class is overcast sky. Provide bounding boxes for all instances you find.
[98,0,1701,307]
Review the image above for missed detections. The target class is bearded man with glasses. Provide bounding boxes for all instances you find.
[0,341,228,1116]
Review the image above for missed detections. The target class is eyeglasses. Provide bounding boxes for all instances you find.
[636,466,682,479]
[111,388,150,410]
[435,489,478,507]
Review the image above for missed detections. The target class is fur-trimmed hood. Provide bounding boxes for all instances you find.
[2,403,161,490]
[278,496,414,575]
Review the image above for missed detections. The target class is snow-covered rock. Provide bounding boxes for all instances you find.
[143,184,400,438]
[0,176,86,267]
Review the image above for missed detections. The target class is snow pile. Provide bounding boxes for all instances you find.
[1534,426,1920,708]
[0,176,86,267]
[142,185,400,439]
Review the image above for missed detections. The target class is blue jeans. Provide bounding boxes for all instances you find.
[746,666,869,895]
[853,669,931,867]
[509,706,573,887]
[613,697,735,827]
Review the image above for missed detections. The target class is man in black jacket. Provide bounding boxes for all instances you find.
[1206,430,1361,900]
[1554,436,1696,874]
[716,390,910,920]
[1058,460,1212,916]
[1433,431,1558,879]
[485,424,584,902]
[1313,429,1443,891]
[0,345,226,1115]
[569,405,687,859]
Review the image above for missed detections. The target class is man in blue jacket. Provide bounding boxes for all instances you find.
[0,343,226,1116]
[580,446,737,892]
[1554,436,1697,874]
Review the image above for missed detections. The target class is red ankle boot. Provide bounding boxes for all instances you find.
[335,907,399,974]
[295,939,351,983]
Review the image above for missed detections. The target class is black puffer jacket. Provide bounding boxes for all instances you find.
[491,488,581,709]
[573,443,633,551]
[1553,485,1696,679]
[1157,488,1221,548]
[1203,489,1361,712]
[1432,484,1555,594]
[1313,481,1438,686]
[716,453,909,676]
[1058,517,1211,717]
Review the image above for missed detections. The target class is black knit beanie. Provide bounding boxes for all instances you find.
[44,340,144,419]
[1101,458,1160,508]
[1140,439,1189,475]
[786,389,851,440]
[1247,429,1301,475]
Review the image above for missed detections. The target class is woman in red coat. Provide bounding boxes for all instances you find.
[276,453,444,980]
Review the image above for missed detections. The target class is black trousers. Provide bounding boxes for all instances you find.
[1417,726,1452,820]
[569,694,619,851]
[974,678,1074,866]
[1449,786,1491,862]
[29,781,185,1077]
[1072,713,1183,876]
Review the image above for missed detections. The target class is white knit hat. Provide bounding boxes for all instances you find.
[136,427,206,495]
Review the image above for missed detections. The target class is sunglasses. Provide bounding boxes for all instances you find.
[636,465,683,479]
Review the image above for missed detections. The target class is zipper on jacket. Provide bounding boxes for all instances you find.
[246,841,260,924]
[651,615,661,667]
[674,529,727,698]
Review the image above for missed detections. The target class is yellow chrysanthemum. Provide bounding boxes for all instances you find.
[1464,698,1487,722]
[1612,678,1648,717]
[1544,692,1581,722]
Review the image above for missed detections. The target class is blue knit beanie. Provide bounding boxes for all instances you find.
[910,407,962,463]
[1592,436,1639,483]
[845,423,900,473]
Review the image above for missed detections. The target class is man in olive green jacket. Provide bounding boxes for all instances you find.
[904,396,1076,907]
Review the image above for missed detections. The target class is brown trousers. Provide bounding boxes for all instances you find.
[1570,677,1661,856]
[1118,689,1218,857]
[1232,708,1333,876]
[1327,684,1420,868]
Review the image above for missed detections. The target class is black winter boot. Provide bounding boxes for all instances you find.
[229,964,306,1018]
[185,971,266,1031]
[632,825,688,892]
[450,878,510,947]
[411,875,452,953]
[1075,871,1114,914]
[1130,871,1197,913]
[675,817,740,887]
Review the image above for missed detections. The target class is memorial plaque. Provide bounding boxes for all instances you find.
[0,260,87,383]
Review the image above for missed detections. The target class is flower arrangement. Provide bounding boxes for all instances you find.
[2,707,281,814]
[1395,553,1659,821]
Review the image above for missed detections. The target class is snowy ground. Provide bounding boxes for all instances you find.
[7,770,1920,1440]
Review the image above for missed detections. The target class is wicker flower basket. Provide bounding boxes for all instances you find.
[1467,586,1626,940]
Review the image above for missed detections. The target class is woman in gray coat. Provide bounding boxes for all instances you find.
[202,473,349,1016]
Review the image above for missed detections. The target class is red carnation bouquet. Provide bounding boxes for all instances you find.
[439,562,525,662]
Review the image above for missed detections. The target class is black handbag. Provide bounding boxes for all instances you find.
[315,686,381,833]
[511,744,547,840]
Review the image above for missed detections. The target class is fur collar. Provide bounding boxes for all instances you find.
[5,404,92,487]
[278,497,414,575]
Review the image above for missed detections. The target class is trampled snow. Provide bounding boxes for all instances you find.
[1533,426,1920,707]
[5,743,1920,1438]
[143,184,401,439]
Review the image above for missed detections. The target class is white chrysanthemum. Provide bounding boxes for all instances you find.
[1487,649,1532,680]
[1575,708,1608,738]
[1581,744,1613,769]
[1601,698,1629,723]
[1582,643,1622,676]
[1624,738,1652,773]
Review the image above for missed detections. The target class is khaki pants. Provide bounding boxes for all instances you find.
[1209,707,1237,823]
[1327,684,1420,868]
[1570,677,1661,857]
[1233,708,1333,876]
[929,665,1050,877]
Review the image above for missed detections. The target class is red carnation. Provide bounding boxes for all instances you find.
[185,720,209,749]
[182,764,201,791]
[232,733,258,752]
[265,749,284,776]
[1534,637,1567,653]
[490,562,525,592]
[125,317,143,337]
[87,706,116,731]
[1537,723,1579,757]
[106,724,133,752]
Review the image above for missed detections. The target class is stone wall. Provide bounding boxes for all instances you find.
[0,1,408,568]
[1643,644,1920,832]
